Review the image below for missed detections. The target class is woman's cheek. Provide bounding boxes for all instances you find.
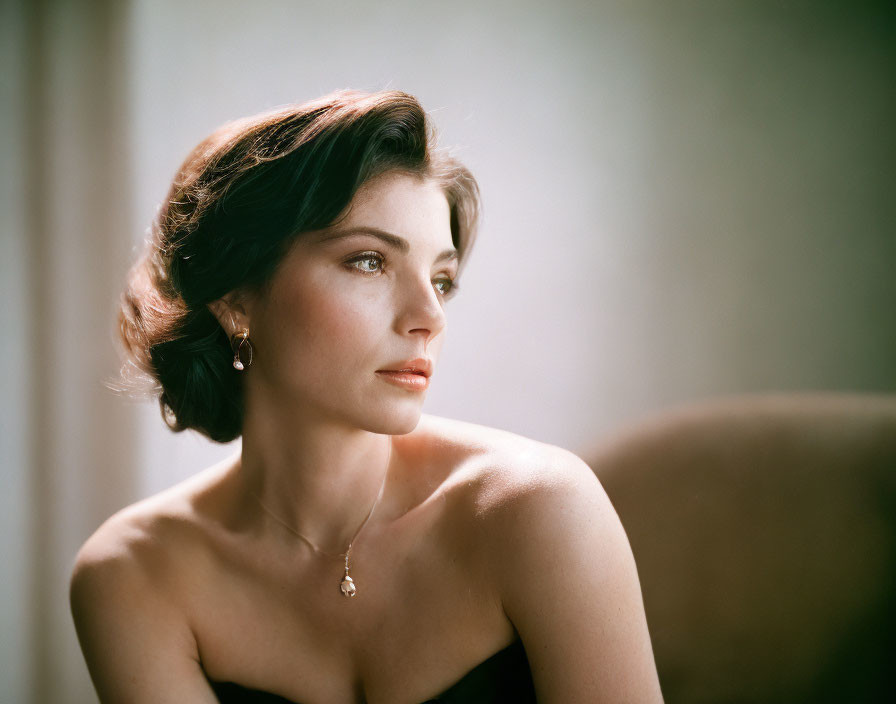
[305,289,380,352]
[261,269,387,363]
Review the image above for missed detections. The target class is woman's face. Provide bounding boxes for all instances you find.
[242,170,458,434]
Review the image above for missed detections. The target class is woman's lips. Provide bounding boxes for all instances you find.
[375,370,430,391]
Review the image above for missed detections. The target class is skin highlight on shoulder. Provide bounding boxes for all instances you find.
[414,413,599,520]
[70,461,238,614]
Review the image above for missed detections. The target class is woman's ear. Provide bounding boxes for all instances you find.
[207,295,250,335]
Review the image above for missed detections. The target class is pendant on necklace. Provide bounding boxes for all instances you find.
[340,549,357,597]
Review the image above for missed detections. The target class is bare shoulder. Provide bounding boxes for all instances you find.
[416,416,662,700]
[69,461,236,702]
[69,496,193,636]
[423,413,626,580]
[70,455,236,601]
[415,413,607,518]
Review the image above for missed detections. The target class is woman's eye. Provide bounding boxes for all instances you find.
[346,253,384,274]
[434,277,458,298]
[346,253,458,299]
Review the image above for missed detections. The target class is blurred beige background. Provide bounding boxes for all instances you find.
[1,0,894,702]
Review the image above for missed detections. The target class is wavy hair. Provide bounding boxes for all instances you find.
[117,89,481,442]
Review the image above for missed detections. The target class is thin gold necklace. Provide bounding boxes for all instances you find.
[250,470,387,598]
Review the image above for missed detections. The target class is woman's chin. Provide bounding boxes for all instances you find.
[362,405,423,436]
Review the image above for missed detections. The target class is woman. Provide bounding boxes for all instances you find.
[70,89,664,703]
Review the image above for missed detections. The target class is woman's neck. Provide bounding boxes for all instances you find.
[237,399,396,554]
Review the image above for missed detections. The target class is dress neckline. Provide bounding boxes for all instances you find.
[208,638,534,703]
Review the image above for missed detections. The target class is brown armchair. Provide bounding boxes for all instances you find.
[588,394,896,703]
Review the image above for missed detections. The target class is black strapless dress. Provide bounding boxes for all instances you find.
[208,638,537,703]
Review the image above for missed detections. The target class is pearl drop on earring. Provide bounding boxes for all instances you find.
[230,330,252,371]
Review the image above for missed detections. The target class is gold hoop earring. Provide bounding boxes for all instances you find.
[231,329,253,370]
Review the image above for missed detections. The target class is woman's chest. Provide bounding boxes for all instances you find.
[189,504,514,703]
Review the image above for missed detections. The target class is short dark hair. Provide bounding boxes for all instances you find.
[117,89,481,442]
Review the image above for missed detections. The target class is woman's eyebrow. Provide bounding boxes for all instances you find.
[317,226,458,263]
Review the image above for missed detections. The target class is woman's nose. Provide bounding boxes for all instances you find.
[394,274,447,344]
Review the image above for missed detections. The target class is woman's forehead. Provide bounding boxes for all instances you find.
[347,173,449,217]
[332,172,453,250]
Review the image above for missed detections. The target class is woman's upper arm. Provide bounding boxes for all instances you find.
[492,451,664,703]
[69,529,220,704]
